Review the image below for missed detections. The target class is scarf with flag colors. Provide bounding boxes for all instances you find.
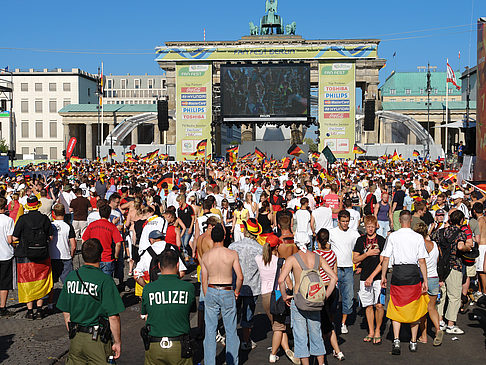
[287,144,304,156]
[17,257,53,303]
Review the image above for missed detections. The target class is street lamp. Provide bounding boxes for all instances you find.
[426,63,432,158]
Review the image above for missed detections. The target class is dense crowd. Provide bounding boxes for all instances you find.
[0,155,485,364]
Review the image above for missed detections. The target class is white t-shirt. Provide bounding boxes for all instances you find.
[197,213,219,234]
[87,211,101,225]
[138,216,169,255]
[49,220,75,260]
[381,228,428,265]
[329,227,360,268]
[0,214,14,260]
[134,240,187,279]
[346,208,361,231]
[312,206,333,232]
[287,198,301,211]
[166,191,179,210]
[294,209,312,235]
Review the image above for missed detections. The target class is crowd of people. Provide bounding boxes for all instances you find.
[0,155,485,364]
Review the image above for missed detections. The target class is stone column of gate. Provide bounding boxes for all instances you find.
[290,124,303,144]
[86,123,93,160]
[153,123,161,144]
[241,124,254,141]
[132,126,138,145]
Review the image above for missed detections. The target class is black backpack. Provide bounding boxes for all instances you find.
[146,243,181,282]
[433,227,453,281]
[21,214,49,261]
[363,194,376,216]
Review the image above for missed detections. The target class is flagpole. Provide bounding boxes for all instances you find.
[445,58,449,168]
[204,143,207,181]
[101,62,105,162]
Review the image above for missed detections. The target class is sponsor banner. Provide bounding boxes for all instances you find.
[176,64,212,161]
[318,62,356,159]
[476,19,486,179]
[0,111,9,118]
[156,44,378,62]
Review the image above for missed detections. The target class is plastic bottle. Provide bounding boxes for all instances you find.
[107,356,116,364]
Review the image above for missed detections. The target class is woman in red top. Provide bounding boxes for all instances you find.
[163,210,181,249]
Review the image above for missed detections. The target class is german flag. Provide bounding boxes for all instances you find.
[159,153,169,160]
[110,150,117,158]
[70,156,81,163]
[413,150,420,157]
[157,172,174,191]
[311,152,320,160]
[196,139,207,156]
[387,265,429,323]
[391,150,399,161]
[353,144,366,154]
[255,147,266,160]
[227,146,239,163]
[17,257,53,303]
[102,156,108,162]
[240,152,251,161]
[282,157,291,169]
[287,144,304,156]
[126,157,137,163]
[148,149,159,161]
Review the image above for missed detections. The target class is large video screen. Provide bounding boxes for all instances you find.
[221,64,310,118]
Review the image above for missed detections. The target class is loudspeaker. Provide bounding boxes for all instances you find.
[364,100,375,131]
[157,99,169,132]
[464,127,476,155]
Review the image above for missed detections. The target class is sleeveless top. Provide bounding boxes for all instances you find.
[377,202,390,221]
[165,225,177,246]
[426,242,439,278]
[244,202,255,218]
[258,212,273,234]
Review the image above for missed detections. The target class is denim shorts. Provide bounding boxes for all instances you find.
[428,277,440,296]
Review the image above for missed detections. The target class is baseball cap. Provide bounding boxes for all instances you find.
[148,230,164,240]
[451,191,464,200]
[435,209,446,217]
[266,234,282,248]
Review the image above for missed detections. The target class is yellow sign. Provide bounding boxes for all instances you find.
[175,64,212,161]
[318,62,356,160]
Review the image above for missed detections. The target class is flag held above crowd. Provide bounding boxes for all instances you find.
[287,144,304,156]
[321,146,336,165]
[352,144,366,154]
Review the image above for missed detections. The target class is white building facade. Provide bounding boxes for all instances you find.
[0,68,98,160]
[104,74,167,105]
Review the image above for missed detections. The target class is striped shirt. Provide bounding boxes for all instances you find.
[315,249,336,284]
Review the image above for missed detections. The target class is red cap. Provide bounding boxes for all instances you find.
[266,234,282,247]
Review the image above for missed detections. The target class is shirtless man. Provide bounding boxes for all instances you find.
[278,235,338,365]
[473,202,486,296]
[201,224,243,365]
[277,215,298,259]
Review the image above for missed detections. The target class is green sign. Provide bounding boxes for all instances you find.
[156,44,377,62]
[175,64,212,161]
[0,111,9,118]
[318,61,356,160]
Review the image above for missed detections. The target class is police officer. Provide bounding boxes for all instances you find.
[57,238,125,364]
[141,249,195,365]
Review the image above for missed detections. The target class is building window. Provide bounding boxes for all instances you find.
[49,147,57,159]
[49,83,56,92]
[87,88,91,97]
[448,88,453,94]
[389,98,396,102]
[49,121,57,138]
[21,147,29,155]
[21,122,29,138]
[434,88,438,94]
[63,99,71,107]
[121,79,127,89]
[420,89,424,94]
[107,79,112,89]
[21,100,29,113]
[134,79,141,89]
[148,79,154,89]
[402,98,407,102]
[405,89,411,95]
[35,121,43,138]
[35,100,43,113]
[389,88,396,95]
[49,100,57,113]
[107,90,112,97]
[162,80,167,89]
[112,90,117,97]
[63,83,71,92]
[35,83,42,92]
[35,147,43,155]
[21,83,28,92]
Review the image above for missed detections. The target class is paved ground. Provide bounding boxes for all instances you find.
[1,257,486,365]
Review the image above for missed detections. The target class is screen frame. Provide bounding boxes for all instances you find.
[220,63,311,121]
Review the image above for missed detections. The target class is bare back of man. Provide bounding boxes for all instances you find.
[478,215,486,246]
[202,246,238,285]
[196,230,214,260]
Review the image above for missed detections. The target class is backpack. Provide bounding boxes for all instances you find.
[293,253,326,311]
[363,194,376,216]
[461,243,479,266]
[146,243,181,282]
[434,227,453,281]
[21,214,49,261]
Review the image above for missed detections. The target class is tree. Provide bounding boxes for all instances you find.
[0,139,8,153]
[303,138,317,152]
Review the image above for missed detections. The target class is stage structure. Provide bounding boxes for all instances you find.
[155,1,385,161]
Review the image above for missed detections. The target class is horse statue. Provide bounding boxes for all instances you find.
[249,22,259,36]
[285,21,296,35]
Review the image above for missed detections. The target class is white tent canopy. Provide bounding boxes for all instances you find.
[433,121,476,129]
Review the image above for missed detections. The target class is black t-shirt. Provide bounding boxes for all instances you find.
[422,210,434,226]
[353,234,386,281]
[177,204,194,230]
[13,211,53,258]
[392,190,406,210]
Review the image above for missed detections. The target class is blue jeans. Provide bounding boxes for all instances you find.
[337,267,354,315]
[204,288,239,365]
[100,261,115,276]
[181,230,192,257]
[377,220,390,238]
[237,295,258,328]
[290,300,326,358]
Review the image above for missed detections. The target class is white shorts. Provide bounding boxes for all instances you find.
[477,245,486,272]
[358,280,384,307]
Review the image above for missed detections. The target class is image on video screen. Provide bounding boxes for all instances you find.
[221,65,310,117]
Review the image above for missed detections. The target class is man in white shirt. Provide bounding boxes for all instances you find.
[0,197,14,316]
[344,198,361,231]
[380,210,428,355]
[138,214,168,256]
[166,186,180,210]
[293,197,315,250]
[329,209,360,334]
[312,204,333,232]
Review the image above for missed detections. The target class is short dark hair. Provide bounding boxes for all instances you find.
[0,197,6,210]
[337,209,350,220]
[316,228,329,245]
[99,204,112,219]
[53,203,65,217]
[82,238,103,263]
[158,249,179,270]
[300,197,309,206]
[211,223,225,243]
[203,198,213,211]
[109,193,120,203]
[472,202,484,215]
[449,210,465,226]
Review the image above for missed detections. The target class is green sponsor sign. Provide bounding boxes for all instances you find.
[156,44,377,62]
[175,64,212,161]
[0,111,9,118]
[318,61,356,160]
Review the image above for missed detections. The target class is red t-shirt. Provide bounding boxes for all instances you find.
[165,225,177,246]
[82,219,123,262]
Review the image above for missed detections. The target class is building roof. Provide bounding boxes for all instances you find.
[59,104,157,113]
[380,70,462,97]
[382,100,476,111]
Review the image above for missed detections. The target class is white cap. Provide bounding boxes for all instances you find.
[294,188,304,197]
[451,191,464,200]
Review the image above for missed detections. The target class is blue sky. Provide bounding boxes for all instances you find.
[1,0,485,81]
